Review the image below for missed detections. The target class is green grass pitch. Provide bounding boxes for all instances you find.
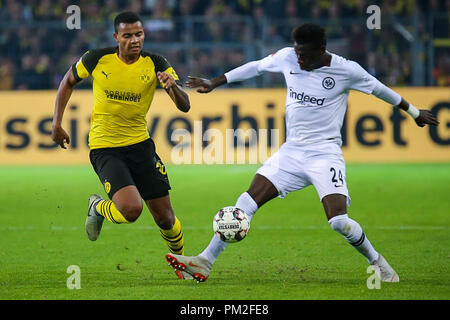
[0,164,449,300]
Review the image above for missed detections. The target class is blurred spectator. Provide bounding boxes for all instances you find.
[366,52,378,77]
[348,24,366,66]
[325,0,344,39]
[434,51,450,86]
[0,58,15,89]
[1,0,26,21]
[34,0,57,21]
[14,54,50,89]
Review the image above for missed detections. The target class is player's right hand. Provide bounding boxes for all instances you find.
[185,76,215,93]
[415,110,440,127]
[51,125,70,149]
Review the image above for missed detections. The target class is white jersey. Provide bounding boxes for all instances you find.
[225,47,390,146]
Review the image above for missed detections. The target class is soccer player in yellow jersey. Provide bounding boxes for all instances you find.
[51,12,191,279]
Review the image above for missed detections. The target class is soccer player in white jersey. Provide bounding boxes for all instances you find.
[166,24,439,283]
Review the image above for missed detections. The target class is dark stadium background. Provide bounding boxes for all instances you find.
[0,0,449,91]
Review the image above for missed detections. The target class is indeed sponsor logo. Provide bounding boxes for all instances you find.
[289,87,325,106]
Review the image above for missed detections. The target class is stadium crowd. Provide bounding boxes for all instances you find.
[0,0,449,90]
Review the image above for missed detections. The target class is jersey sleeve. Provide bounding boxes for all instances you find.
[347,61,378,94]
[224,47,288,83]
[150,54,180,88]
[256,48,288,73]
[71,50,100,81]
[348,62,402,105]
[372,80,402,105]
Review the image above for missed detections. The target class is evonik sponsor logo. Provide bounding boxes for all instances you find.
[288,87,325,106]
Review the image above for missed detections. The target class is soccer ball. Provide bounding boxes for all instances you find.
[213,206,250,243]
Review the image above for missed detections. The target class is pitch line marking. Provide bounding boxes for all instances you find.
[1,225,448,231]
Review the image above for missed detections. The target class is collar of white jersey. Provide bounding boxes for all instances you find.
[311,50,334,72]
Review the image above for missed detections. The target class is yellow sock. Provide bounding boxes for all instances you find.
[160,217,184,255]
[96,200,129,224]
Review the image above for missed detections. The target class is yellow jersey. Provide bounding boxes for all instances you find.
[72,47,179,149]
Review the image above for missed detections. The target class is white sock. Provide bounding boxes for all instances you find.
[199,192,259,266]
[328,214,379,264]
[234,192,259,222]
[199,234,227,267]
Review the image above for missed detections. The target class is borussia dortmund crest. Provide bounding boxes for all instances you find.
[104,181,111,194]
[140,69,151,83]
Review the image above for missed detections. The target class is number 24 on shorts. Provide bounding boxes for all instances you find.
[330,167,344,187]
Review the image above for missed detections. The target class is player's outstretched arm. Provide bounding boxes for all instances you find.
[369,78,439,128]
[52,67,79,149]
[158,71,190,112]
[350,60,440,129]
[185,75,227,93]
[395,98,440,128]
[186,58,268,93]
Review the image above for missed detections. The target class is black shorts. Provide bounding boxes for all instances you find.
[89,138,171,200]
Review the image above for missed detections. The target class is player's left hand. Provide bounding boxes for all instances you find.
[157,71,176,89]
[415,110,440,127]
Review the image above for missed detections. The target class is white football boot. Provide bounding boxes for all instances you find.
[85,194,104,241]
[371,254,400,282]
[166,253,210,282]
[174,270,194,280]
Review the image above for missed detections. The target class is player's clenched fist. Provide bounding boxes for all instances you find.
[157,71,176,89]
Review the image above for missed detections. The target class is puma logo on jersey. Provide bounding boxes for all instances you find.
[289,87,325,106]
[102,70,111,79]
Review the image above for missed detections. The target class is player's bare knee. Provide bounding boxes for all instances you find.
[121,203,143,222]
[155,214,175,230]
[156,218,175,230]
[322,194,347,220]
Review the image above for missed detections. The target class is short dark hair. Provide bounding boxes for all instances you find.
[114,11,143,33]
[291,24,326,49]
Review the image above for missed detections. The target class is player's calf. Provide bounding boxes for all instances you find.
[328,213,379,264]
[326,208,399,282]
[146,196,184,255]
[159,216,184,255]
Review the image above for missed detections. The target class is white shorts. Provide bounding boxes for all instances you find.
[256,141,351,205]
